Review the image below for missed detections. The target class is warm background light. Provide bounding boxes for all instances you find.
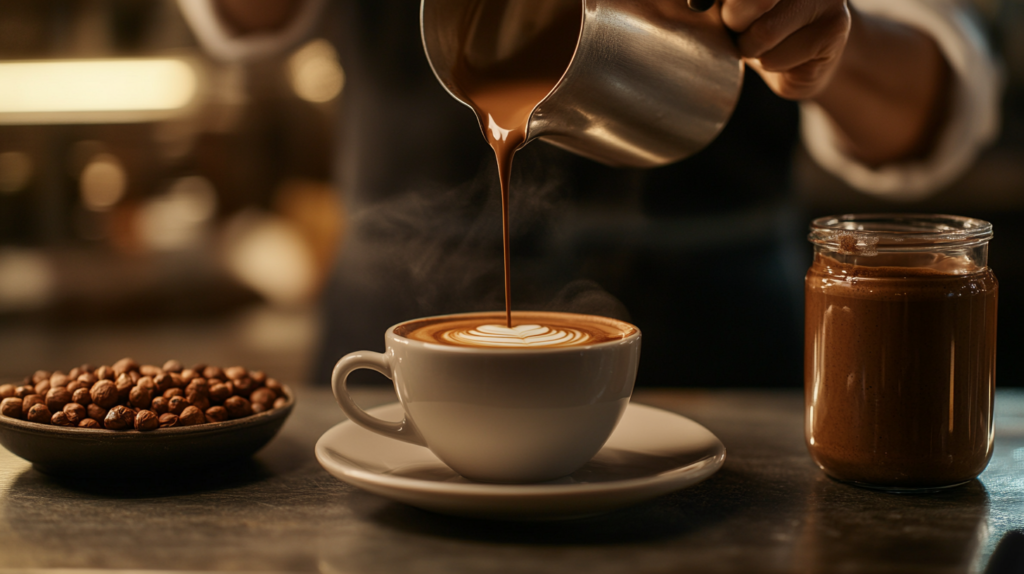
[79,153,127,211]
[0,58,198,123]
[287,39,344,103]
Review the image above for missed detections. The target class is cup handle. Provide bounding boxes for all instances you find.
[331,351,427,447]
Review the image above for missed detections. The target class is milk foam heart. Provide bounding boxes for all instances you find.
[396,311,634,349]
[441,323,590,347]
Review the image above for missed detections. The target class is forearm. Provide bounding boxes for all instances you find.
[811,8,951,166]
[213,0,305,34]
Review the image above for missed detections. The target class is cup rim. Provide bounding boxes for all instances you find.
[386,310,640,353]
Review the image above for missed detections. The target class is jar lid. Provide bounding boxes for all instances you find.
[808,214,993,255]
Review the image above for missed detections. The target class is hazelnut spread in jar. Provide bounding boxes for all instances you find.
[804,215,997,491]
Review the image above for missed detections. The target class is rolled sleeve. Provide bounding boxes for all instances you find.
[177,0,326,62]
[800,0,1002,200]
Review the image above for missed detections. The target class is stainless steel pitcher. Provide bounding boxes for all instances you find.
[421,0,744,168]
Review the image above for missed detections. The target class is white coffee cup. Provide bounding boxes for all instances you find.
[331,311,641,483]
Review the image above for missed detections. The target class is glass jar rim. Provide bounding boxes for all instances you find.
[808,213,992,254]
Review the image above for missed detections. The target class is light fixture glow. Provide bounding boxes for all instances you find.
[287,39,344,103]
[80,153,127,211]
[0,58,199,124]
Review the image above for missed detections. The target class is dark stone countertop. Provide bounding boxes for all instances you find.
[1,386,1022,573]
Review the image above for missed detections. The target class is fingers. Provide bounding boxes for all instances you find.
[755,10,849,72]
[727,0,852,100]
[720,0,782,33]
[725,0,848,58]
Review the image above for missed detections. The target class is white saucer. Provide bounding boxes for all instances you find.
[315,402,726,520]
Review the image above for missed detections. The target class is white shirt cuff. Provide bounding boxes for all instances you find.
[177,0,326,62]
[800,0,1002,200]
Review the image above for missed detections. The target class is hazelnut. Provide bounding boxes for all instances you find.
[72,388,92,406]
[203,366,224,380]
[15,385,34,399]
[0,384,15,399]
[158,413,179,428]
[21,394,44,415]
[224,366,247,381]
[135,409,159,431]
[32,370,51,384]
[153,374,175,394]
[78,418,101,429]
[136,376,155,392]
[233,378,256,398]
[209,383,232,404]
[250,371,267,384]
[78,363,95,374]
[114,373,133,400]
[178,406,205,426]
[104,405,132,430]
[205,406,228,423]
[249,387,277,408]
[151,396,169,415]
[129,385,153,409]
[223,396,252,419]
[187,393,210,412]
[90,380,118,408]
[34,380,51,396]
[252,403,267,414]
[95,365,114,381]
[179,369,198,384]
[265,378,283,394]
[167,396,188,415]
[45,387,72,412]
[185,378,209,397]
[66,381,84,394]
[87,404,108,422]
[112,357,138,376]
[140,365,162,377]
[51,411,73,426]
[273,397,288,410]
[63,402,86,425]
[162,359,183,373]
[26,403,52,424]
[129,371,140,383]
[1,397,23,419]
[49,372,68,388]
[163,388,183,400]
[77,372,97,386]
[67,367,82,380]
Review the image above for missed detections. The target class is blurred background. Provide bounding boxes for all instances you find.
[0,0,1021,386]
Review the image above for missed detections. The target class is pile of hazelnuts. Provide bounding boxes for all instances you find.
[0,358,288,431]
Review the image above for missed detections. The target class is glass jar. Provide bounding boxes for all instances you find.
[805,214,997,491]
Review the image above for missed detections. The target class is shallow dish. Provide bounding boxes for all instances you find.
[316,401,725,520]
[0,388,294,477]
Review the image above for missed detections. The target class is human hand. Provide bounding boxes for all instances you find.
[719,0,852,100]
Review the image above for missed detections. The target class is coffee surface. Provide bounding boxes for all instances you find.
[396,311,636,349]
[453,0,581,327]
[805,253,998,487]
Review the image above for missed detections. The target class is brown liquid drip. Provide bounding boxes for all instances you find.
[396,311,636,348]
[805,253,998,487]
[452,0,581,328]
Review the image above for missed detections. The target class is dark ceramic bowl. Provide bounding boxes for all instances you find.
[0,388,294,477]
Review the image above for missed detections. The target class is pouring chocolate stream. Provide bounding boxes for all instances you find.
[452,0,581,327]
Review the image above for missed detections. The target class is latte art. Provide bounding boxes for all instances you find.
[441,323,591,348]
[395,311,637,349]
